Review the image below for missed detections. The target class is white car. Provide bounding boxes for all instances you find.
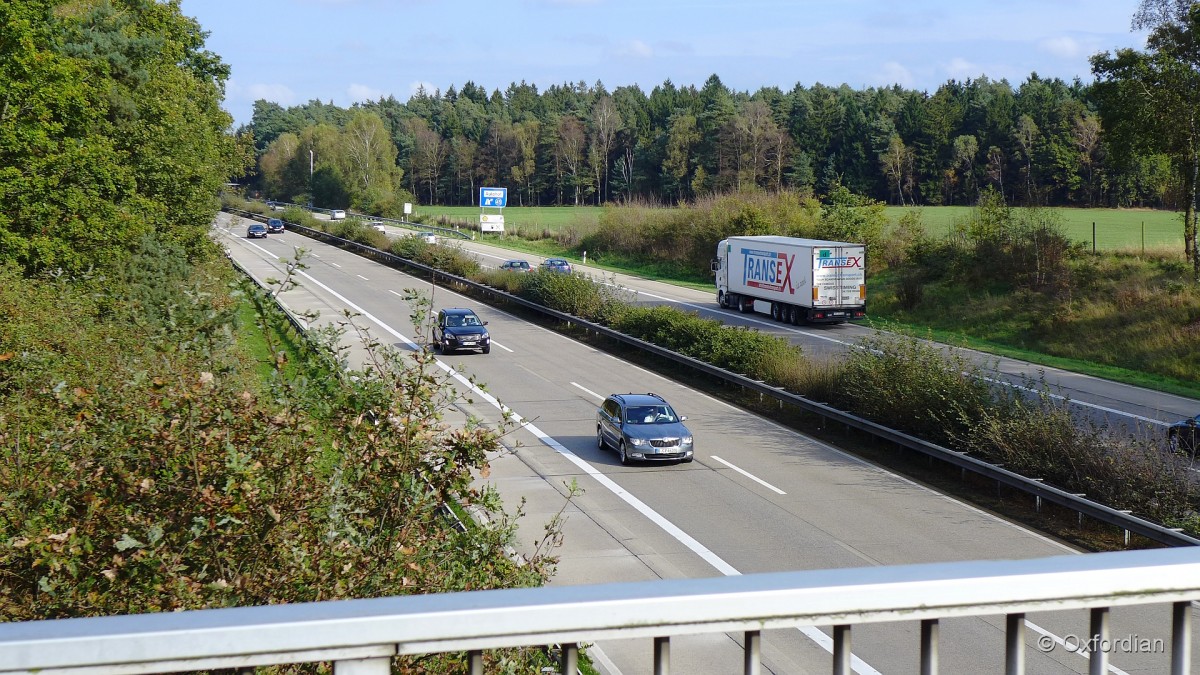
[330,209,346,220]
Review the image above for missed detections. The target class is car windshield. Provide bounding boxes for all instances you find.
[626,406,677,424]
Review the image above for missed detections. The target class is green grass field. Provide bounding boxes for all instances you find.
[884,206,1184,251]
[417,204,1185,252]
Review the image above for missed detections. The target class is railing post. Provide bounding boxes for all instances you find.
[1173,600,1191,675]
[654,636,670,675]
[833,624,852,675]
[1089,607,1109,675]
[333,656,391,675]
[560,642,578,675]
[920,618,939,675]
[744,629,761,675]
[1005,613,1024,675]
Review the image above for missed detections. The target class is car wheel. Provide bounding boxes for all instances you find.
[618,440,631,466]
[596,427,606,450]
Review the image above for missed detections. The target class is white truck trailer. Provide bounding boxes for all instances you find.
[712,235,866,324]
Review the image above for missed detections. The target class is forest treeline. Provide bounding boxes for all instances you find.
[248,73,1172,213]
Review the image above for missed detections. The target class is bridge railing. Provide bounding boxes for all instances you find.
[2,547,1198,675]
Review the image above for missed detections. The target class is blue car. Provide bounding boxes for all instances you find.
[540,258,573,274]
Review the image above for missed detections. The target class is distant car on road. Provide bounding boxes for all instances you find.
[330,209,346,220]
[416,231,437,244]
[499,259,532,273]
[596,392,694,465]
[266,218,284,233]
[246,222,268,239]
[432,308,490,354]
[540,258,572,274]
[1169,414,1199,455]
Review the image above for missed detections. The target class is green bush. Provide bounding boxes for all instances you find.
[0,238,557,671]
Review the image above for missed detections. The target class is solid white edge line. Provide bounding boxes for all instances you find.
[710,456,786,495]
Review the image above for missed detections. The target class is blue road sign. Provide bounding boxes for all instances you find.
[480,187,508,208]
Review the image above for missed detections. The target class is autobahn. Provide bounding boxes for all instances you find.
[217,212,1197,674]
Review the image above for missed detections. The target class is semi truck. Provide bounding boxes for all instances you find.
[711,235,866,324]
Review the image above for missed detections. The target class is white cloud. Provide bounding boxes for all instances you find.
[1039,35,1083,59]
[944,57,981,80]
[347,83,385,102]
[238,81,298,106]
[618,39,653,58]
[876,61,913,88]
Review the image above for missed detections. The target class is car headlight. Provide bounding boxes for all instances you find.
[628,437,648,446]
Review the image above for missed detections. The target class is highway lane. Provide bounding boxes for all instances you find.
[437,231,1198,433]
[217,213,1196,674]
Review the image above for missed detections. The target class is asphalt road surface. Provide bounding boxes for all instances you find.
[217,213,1197,675]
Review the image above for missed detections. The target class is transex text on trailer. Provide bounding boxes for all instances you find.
[711,235,866,324]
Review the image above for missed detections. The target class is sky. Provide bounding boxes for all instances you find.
[177,0,1151,129]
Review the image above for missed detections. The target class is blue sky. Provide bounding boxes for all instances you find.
[177,0,1149,129]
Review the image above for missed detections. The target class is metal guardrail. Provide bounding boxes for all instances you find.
[223,209,1200,549]
[2,547,1198,674]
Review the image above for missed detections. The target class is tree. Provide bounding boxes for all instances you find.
[1092,2,1200,276]
[880,135,911,205]
[1012,115,1040,204]
[0,0,246,274]
[555,115,587,205]
[343,111,397,198]
[662,113,699,202]
[589,96,622,203]
[952,134,980,203]
[406,117,446,204]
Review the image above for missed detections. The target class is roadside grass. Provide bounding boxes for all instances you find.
[869,251,1200,399]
